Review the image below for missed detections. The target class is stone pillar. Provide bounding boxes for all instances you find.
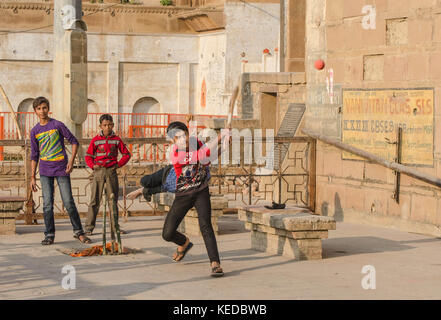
[53,0,88,137]
[178,63,190,114]
[107,59,119,114]
[285,0,306,72]
[0,197,25,235]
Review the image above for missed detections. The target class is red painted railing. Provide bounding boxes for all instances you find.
[0,112,232,161]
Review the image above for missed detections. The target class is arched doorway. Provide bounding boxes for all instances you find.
[17,98,34,137]
[87,99,100,113]
[132,97,161,126]
[130,97,163,161]
[84,99,100,137]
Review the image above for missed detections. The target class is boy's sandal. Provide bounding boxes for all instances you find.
[41,237,54,245]
[172,242,193,262]
[211,266,224,277]
[74,234,92,244]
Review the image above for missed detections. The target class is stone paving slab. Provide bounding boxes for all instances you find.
[1,216,441,299]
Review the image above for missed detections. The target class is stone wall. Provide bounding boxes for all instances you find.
[0,0,280,121]
[304,0,441,236]
[0,32,199,119]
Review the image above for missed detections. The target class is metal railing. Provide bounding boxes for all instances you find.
[0,112,232,139]
[0,136,316,223]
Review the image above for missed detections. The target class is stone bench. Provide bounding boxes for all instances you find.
[0,197,25,235]
[157,191,228,236]
[238,205,336,260]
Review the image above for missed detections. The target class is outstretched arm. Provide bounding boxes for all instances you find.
[126,187,143,200]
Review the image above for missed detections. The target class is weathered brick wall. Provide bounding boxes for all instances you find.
[305,0,441,236]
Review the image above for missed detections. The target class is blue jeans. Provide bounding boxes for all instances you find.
[40,175,84,238]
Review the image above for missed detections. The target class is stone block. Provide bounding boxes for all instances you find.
[238,206,336,231]
[434,14,441,43]
[384,55,408,81]
[341,159,364,180]
[0,211,21,218]
[210,194,228,210]
[0,197,25,235]
[410,194,438,225]
[386,18,408,46]
[364,162,392,183]
[361,18,386,48]
[387,193,411,219]
[363,187,390,215]
[0,201,24,212]
[290,72,306,84]
[387,0,409,15]
[326,58,345,82]
[323,151,343,177]
[178,215,219,236]
[408,18,433,45]
[407,52,429,80]
[158,192,175,207]
[344,56,364,82]
[250,230,323,260]
[344,186,365,212]
[187,208,223,218]
[246,72,292,84]
[363,54,384,81]
[326,0,343,21]
[342,0,365,18]
[0,221,15,235]
[429,52,441,80]
[245,222,329,239]
[326,24,346,52]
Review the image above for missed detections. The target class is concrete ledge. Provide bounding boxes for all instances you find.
[238,205,336,260]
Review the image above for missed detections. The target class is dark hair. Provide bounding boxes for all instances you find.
[166,121,188,139]
[99,114,113,124]
[33,97,50,110]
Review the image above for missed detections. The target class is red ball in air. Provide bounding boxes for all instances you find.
[314,59,325,70]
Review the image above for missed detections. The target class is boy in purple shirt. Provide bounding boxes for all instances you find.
[30,97,91,245]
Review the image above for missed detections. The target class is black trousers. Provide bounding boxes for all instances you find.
[162,187,220,263]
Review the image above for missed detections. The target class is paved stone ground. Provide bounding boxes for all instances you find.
[1,214,441,300]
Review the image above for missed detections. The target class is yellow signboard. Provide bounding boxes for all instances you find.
[342,89,434,166]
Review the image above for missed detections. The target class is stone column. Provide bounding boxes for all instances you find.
[178,63,190,114]
[107,59,120,114]
[53,0,87,137]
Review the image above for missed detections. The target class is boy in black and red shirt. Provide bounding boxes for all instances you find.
[163,122,229,277]
[126,121,230,276]
[84,114,131,235]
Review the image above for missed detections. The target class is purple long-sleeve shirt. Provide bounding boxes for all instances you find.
[30,118,79,177]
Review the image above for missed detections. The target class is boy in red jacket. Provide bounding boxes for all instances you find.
[84,114,131,235]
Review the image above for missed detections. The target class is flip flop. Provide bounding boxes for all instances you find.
[264,201,286,210]
[172,242,193,262]
[41,237,54,245]
[211,266,224,277]
[74,234,92,244]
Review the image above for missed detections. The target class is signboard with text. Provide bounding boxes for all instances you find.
[342,88,434,166]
